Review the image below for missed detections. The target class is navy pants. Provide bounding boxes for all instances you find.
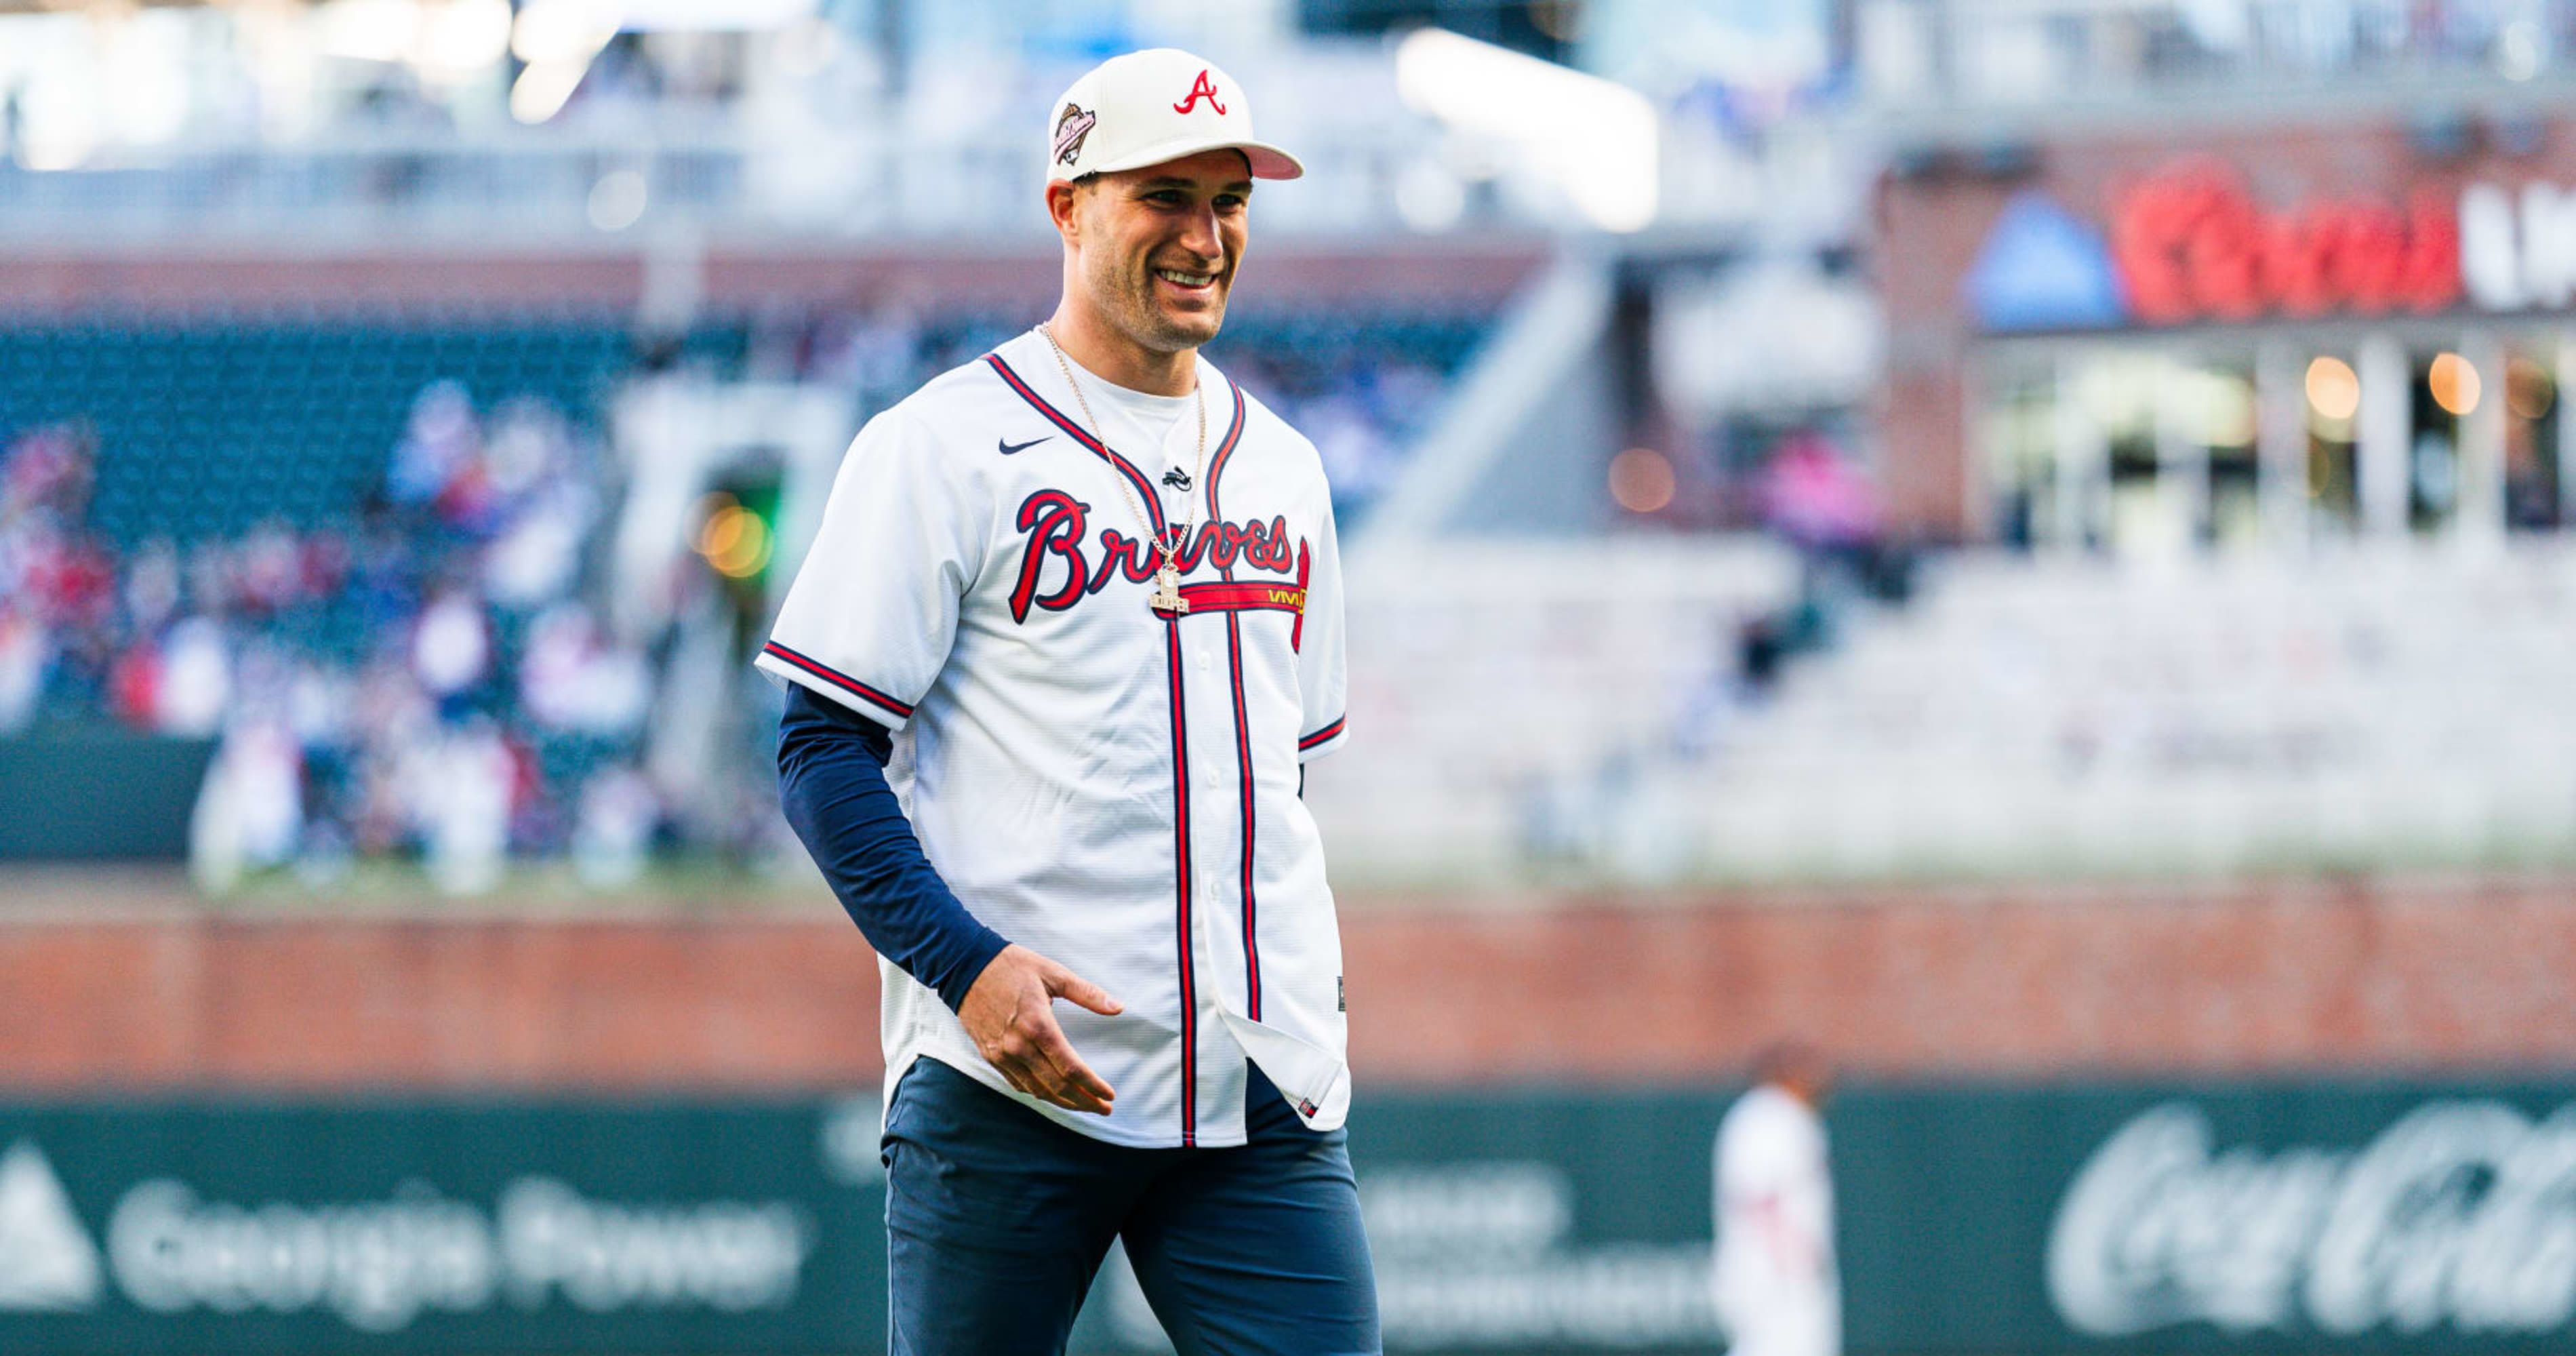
[881,1055,1381,1355]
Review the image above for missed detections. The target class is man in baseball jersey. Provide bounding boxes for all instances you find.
[1712,1043,1840,1356]
[761,47,1375,1356]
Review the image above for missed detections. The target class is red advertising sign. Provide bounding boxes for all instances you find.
[2108,158,2461,323]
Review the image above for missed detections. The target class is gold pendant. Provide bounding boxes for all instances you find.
[1151,564,1188,614]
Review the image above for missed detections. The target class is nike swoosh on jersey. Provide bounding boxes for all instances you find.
[999,435,1051,456]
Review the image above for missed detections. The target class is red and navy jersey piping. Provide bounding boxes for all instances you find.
[763,641,915,722]
[1163,621,1198,1145]
[1202,375,1249,524]
[1224,613,1260,1020]
[1204,376,1261,1022]
[1297,717,1346,751]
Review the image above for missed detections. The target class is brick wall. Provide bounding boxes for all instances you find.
[5,874,2572,1090]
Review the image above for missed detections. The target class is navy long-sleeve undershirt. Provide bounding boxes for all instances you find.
[776,683,1009,1011]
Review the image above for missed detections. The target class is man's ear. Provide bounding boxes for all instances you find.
[1046,180,1081,243]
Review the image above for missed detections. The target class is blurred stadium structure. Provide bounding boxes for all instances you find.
[7,2,2576,1355]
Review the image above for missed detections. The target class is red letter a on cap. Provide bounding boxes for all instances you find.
[1173,71,1226,115]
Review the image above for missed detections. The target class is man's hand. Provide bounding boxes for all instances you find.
[957,944,1123,1114]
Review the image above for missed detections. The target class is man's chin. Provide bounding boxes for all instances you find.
[1143,309,1223,352]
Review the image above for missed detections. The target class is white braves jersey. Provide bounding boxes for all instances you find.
[1713,1085,1840,1356]
[757,329,1352,1149]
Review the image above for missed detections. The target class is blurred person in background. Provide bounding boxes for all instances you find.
[1757,428,1877,559]
[0,601,40,734]
[0,424,111,723]
[1714,1041,1840,1356]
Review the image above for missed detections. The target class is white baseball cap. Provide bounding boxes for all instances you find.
[1045,48,1304,184]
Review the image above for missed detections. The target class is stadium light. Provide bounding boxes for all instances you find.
[414,0,513,82]
[510,0,618,123]
[316,0,424,65]
[318,0,510,79]
[1394,27,1659,234]
[511,0,618,64]
[616,0,819,28]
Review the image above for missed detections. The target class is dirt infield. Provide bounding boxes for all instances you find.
[5,869,2573,1089]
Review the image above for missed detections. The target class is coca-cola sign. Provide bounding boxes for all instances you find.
[2049,1100,2576,1340]
[2460,180,2576,312]
[2108,158,2461,323]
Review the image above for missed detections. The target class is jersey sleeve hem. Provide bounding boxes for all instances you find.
[756,641,915,732]
[1295,715,1348,763]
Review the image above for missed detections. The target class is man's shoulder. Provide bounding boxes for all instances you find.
[852,338,1041,462]
[1212,370,1324,473]
[888,340,1030,425]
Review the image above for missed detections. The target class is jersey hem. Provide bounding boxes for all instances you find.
[909,1050,1254,1151]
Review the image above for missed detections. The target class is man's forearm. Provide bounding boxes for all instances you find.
[776,684,1008,1009]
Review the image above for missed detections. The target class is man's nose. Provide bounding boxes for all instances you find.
[1176,203,1223,266]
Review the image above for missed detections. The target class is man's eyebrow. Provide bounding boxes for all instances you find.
[1136,177,1257,193]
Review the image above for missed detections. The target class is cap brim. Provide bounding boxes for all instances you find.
[1083,135,1305,181]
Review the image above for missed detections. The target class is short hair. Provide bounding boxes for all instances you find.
[1751,1040,1828,1088]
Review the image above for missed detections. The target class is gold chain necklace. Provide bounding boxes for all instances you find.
[1039,323,1206,615]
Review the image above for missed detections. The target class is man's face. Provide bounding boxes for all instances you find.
[1067,149,1252,354]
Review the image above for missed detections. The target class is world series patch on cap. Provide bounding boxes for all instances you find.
[1045,48,1304,184]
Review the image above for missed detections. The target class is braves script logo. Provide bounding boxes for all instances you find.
[1010,489,1303,625]
[1173,71,1226,116]
[1053,103,1098,166]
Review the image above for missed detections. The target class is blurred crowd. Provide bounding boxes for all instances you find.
[0,387,667,894]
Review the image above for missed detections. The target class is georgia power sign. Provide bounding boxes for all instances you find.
[0,1141,103,1313]
[0,1134,812,1332]
[0,1097,893,1354]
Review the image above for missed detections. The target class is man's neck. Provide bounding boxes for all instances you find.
[1045,303,1196,397]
